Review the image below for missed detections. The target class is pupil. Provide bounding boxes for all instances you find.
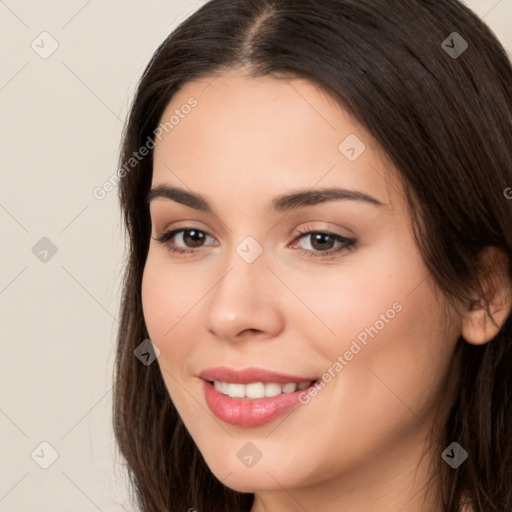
[185,230,204,247]
[311,233,333,251]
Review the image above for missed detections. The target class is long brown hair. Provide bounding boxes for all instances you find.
[113,1,512,510]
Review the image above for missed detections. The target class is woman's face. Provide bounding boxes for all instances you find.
[142,69,461,501]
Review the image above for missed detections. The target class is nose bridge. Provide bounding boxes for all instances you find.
[219,232,269,292]
[212,238,269,312]
[204,237,284,340]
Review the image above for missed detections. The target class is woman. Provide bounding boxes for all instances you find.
[113,1,512,510]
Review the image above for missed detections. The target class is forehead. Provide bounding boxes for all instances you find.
[151,69,402,210]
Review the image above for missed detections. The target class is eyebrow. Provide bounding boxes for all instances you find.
[146,185,386,212]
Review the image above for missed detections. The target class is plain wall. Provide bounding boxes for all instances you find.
[1,1,511,510]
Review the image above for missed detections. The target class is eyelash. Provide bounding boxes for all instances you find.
[153,226,356,259]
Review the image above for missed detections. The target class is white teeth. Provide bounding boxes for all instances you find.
[282,382,297,393]
[212,380,313,399]
[245,382,265,399]
[227,383,245,398]
[265,383,282,397]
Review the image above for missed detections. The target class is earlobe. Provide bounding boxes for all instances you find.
[461,300,506,345]
[461,246,512,345]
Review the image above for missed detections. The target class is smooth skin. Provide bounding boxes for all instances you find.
[141,68,511,512]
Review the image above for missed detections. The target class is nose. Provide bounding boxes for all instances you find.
[203,252,285,343]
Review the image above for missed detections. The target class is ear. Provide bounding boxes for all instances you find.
[461,246,512,345]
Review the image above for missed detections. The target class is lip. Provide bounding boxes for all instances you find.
[199,366,318,384]
[199,366,320,427]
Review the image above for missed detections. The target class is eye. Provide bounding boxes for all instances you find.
[153,228,217,254]
[153,226,356,258]
[289,228,356,258]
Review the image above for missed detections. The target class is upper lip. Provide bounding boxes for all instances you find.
[199,366,318,384]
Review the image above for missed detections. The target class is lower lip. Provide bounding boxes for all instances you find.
[202,380,316,427]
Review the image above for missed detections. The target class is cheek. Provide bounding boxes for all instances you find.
[141,260,168,344]
[297,242,458,409]
[141,251,219,387]
[141,258,169,337]
[321,272,457,442]
[141,252,202,340]
[275,248,415,350]
[140,255,192,384]
[141,255,199,409]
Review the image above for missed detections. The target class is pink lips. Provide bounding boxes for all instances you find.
[199,366,319,427]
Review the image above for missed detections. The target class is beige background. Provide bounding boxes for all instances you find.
[1,1,511,510]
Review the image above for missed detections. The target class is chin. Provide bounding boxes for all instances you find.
[202,453,309,493]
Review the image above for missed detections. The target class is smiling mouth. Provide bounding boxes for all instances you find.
[202,378,321,427]
[208,379,320,399]
[199,366,321,425]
